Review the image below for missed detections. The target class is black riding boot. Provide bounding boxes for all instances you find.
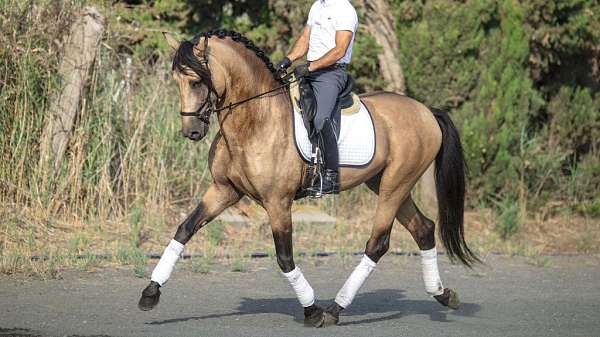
[315,120,339,195]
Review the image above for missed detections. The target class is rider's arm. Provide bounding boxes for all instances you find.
[287,26,312,62]
[307,30,353,72]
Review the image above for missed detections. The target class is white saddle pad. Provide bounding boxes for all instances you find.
[293,102,376,167]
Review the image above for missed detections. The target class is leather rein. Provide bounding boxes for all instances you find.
[179,37,296,124]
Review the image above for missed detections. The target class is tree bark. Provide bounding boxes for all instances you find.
[39,6,105,170]
[356,0,406,93]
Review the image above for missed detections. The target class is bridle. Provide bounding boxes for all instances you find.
[179,37,221,124]
[179,37,297,125]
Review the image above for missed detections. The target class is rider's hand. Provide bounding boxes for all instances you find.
[294,63,311,78]
[276,57,292,75]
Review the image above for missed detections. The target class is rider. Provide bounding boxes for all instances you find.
[276,0,358,195]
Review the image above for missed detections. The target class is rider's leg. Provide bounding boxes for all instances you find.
[307,68,347,194]
[308,68,347,132]
[319,119,340,193]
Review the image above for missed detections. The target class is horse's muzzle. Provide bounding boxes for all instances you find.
[187,131,203,141]
[181,118,209,141]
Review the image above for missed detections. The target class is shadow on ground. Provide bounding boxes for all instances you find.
[147,289,482,326]
[0,326,114,337]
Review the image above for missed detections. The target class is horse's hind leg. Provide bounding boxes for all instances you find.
[323,173,409,326]
[138,182,242,311]
[396,197,460,310]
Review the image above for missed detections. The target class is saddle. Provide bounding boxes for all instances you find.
[289,73,360,140]
[289,72,375,199]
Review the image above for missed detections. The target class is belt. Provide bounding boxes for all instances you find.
[316,63,347,71]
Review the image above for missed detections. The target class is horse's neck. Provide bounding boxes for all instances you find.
[216,59,291,153]
[218,92,291,152]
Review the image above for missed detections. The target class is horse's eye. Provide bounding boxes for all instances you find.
[191,81,202,88]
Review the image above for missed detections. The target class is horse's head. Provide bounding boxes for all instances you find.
[165,33,224,141]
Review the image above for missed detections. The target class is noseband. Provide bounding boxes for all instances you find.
[179,36,297,125]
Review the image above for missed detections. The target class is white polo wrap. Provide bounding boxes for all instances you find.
[334,255,377,308]
[151,239,185,286]
[282,267,315,307]
[421,247,444,296]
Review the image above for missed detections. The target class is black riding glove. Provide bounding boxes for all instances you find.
[294,63,311,78]
[276,57,292,74]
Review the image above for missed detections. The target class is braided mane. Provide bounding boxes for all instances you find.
[172,29,280,82]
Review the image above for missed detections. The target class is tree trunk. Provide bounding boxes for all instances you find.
[356,0,406,93]
[39,6,105,170]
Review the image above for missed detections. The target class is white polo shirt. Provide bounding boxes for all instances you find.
[306,0,358,64]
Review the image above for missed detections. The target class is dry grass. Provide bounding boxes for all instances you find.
[2,195,598,278]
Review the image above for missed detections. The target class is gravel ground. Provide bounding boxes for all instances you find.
[1,254,599,337]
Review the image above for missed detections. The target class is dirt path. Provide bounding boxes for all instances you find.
[1,255,599,337]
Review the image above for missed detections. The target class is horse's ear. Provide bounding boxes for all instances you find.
[163,32,180,50]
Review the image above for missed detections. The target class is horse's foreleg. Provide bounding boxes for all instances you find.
[265,201,324,327]
[138,183,241,311]
[396,197,460,310]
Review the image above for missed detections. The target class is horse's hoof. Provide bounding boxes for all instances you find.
[138,281,161,311]
[321,302,342,327]
[434,288,460,310]
[304,305,325,327]
[322,311,339,327]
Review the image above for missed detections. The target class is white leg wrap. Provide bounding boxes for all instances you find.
[151,240,185,286]
[421,247,444,296]
[282,267,315,307]
[334,255,377,308]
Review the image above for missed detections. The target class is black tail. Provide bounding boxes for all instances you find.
[431,108,480,267]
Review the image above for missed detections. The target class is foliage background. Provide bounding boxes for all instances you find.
[0,0,598,274]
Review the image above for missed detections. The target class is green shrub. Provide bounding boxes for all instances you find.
[116,246,147,278]
[206,221,226,247]
[231,259,248,273]
[493,197,522,239]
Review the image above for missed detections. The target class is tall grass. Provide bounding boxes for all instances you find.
[0,1,217,273]
[1,1,218,214]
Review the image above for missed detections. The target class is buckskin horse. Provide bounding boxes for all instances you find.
[138,30,479,327]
